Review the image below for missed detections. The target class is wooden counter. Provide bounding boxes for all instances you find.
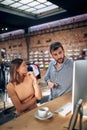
[0,92,87,130]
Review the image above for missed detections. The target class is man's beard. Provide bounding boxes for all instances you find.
[56,57,64,64]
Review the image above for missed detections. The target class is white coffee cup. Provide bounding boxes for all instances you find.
[38,107,49,118]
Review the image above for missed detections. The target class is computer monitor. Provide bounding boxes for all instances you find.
[72,60,87,116]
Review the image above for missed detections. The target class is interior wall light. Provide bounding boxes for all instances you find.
[5,28,8,30]
[1,27,8,31]
[1,28,4,31]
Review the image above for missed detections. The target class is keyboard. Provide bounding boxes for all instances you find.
[55,102,72,116]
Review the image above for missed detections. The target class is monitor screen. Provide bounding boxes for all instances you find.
[72,60,87,115]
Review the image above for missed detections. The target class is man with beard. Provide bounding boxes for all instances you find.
[44,42,73,100]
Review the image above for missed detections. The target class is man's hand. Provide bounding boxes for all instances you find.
[48,81,58,88]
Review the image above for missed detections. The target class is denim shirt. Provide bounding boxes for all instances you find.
[44,57,73,100]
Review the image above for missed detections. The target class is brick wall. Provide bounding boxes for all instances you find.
[0,21,87,76]
[28,26,87,55]
[0,38,27,61]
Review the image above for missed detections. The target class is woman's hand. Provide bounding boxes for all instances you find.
[27,72,36,83]
[27,71,35,78]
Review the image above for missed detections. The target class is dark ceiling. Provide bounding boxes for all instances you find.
[0,0,87,34]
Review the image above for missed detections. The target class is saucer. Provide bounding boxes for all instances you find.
[35,112,53,120]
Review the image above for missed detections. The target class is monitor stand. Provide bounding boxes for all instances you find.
[68,99,83,130]
[83,109,87,117]
[83,101,87,117]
